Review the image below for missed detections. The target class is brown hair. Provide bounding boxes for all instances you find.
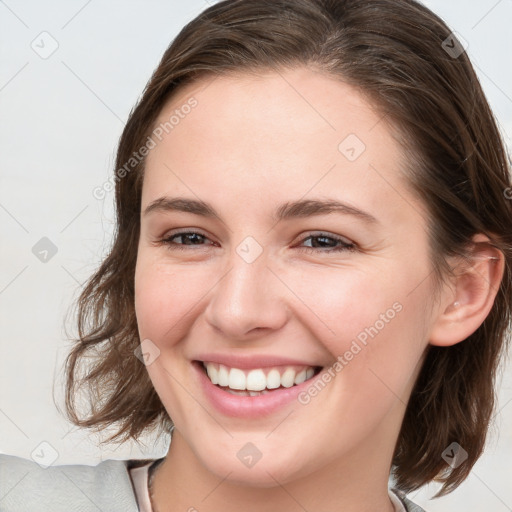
[61,0,512,498]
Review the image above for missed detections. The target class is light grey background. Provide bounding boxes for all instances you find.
[0,1,511,510]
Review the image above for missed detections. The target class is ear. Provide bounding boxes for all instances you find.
[429,234,505,347]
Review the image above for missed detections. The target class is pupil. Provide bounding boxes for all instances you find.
[313,236,334,247]
[186,233,203,244]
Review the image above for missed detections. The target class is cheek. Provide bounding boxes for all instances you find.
[134,257,206,344]
[283,261,417,350]
[134,257,205,423]
[287,261,430,399]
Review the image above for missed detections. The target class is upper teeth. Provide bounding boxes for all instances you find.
[203,362,315,391]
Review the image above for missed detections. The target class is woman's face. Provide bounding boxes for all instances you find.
[134,68,442,486]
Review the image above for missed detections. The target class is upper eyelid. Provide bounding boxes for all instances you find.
[161,230,354,246]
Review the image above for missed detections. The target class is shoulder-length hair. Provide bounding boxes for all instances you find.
[61,0,512,497]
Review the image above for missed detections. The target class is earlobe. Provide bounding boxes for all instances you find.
[429,234,505,347]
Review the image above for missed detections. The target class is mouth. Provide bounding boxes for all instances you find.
[198,361,323,397]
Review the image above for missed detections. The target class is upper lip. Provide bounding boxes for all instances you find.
[194,353,322,370]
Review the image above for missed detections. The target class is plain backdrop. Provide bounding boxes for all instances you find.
[0,1,511,510]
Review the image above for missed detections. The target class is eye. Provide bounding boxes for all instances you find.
[297,232,356,253]
[158,230,356,254]
[160,230,216,250]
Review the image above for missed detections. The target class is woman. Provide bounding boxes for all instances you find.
[1,0,510,511]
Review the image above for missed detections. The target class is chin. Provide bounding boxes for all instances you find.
[195,440,312,488]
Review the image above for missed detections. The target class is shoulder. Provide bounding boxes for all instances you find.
[0,453,139,512]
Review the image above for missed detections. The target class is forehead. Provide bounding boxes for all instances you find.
[143,68,427,228]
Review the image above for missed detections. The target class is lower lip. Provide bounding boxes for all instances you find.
[193,362,320,418]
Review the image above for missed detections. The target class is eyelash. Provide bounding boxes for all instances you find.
[159,230,356,254]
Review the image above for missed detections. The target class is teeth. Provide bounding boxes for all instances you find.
[226,388,271,396]
[294,369,307,385]
[246,369,267,391]
[266,369,281,389]
[281,368,295,388]
[203,362,317,392]
[218,365,229,387]
[206,364,218,385]
[229,368,246,390]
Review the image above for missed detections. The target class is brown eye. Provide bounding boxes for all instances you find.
[160,230,216,250]
[298,233,356,253]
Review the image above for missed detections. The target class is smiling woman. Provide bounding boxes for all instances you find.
[1,0,510,511]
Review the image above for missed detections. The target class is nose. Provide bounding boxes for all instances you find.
[203,246,290,340]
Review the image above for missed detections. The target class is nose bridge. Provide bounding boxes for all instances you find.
[204,240,288,338]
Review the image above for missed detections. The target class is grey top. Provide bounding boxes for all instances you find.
[0,453,139,512]
[0,453,426,511]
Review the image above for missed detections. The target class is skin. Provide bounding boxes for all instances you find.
[134,67,504,511]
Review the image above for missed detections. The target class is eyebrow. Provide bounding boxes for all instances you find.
[143,196,379,225]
